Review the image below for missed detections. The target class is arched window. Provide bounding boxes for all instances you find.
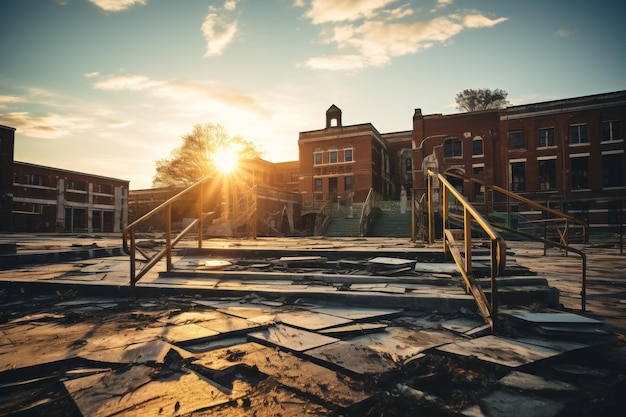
[472,136,483,156]
[443,137,462,158]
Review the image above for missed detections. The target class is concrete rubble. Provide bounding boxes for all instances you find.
[0,235,625,416]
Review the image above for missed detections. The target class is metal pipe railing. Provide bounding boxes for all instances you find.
[122,176,215,291]
[443,170,588,311]
[428,170,507,333]
[443,171,589,244]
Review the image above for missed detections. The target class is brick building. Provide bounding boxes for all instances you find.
[411,90,626,232]
[12,162,129,233]
[1,123,129,233]
[298,105,413,205]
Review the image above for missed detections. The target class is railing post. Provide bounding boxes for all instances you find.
[129,227,136,287]
[442,183,449,256]
[428,173,434,244]
[490,238,499,333]
[166,204,172,272]
[581,254,587,311]
[411,188,415,242]
[464,208,472,275]
[197,180,203,249]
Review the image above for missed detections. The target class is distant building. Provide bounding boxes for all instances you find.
[411,90,626,232]
[298,105,413,204]
[12,162,129,233]
[0,124,129,233]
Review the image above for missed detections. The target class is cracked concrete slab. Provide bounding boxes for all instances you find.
[64,365,242,417]
[277,310,352,330]
[248,323,339,352]
[437,335,562,368]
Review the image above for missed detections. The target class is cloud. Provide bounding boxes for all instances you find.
[87,0,148,12]
[305,0,397,24]
[299,3,508,71]
[93,73,161,91]
[223,0,238,11]
[202,11,238,56]
[92,73,269,116]
[0,112,93,139]
[554,29,571,38]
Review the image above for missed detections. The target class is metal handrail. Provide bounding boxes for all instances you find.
[443,171,589,244]
[122,176,215,291]
[428,170,507,333]
[443,171,588,311]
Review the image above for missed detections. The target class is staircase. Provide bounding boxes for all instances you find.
[369,208,411,237]
[324,217,361,237]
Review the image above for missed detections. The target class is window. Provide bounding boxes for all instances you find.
[602,120,619,142]
[344,146,353,162]
[314,178,322,192]
[290,171,299,182]
[96,184,112,194]
[473,165,485,198]
[443,137,462,157]
[405,158,412,174]
[510,161,526,192]
[538,159,556,191]
[329,148,338,164]
[508,130,525,150]
[27,174,45,186]
[570,156,589,190]
[314,150,323,165]
[472,137,483,156]
[603,152,624,187]
[538,127,555,147]
[344,176,353,191]
[570,124,588,144]
[68,180,87,191]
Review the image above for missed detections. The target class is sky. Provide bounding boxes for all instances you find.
[1,0,625,190]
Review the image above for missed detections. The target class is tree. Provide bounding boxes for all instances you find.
[455,88,509,112]
[152,123,260,188]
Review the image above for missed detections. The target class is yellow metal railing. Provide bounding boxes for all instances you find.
[428,170,507,332]
[122,176,215,291]
[443,170,587,311]
[444,171,588,246]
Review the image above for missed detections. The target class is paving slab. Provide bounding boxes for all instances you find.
[352,327,458,364]
[157,310,224,325]
[78,339,193,364]
[437,335,562,368]
[160,323,220,344]
[305,340,401,376]
[0,321,95,371]
[197,315,263,334]
[461,390,565,417]
[248,323,339,352]
[311,306,402,321]
[505,310,603,326]
[64,364,242,417]
[193,342,373,409]
[498,370,577,392]
[277,309,352,330]
[319,322,389,337]
[441,317,485,334]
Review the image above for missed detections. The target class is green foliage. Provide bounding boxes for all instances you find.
[152,124,260,188]
[455,88,509,112]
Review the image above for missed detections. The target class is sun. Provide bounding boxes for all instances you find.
[213,146,239,174]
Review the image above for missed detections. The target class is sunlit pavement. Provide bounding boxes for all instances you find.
[0,234,625,416]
